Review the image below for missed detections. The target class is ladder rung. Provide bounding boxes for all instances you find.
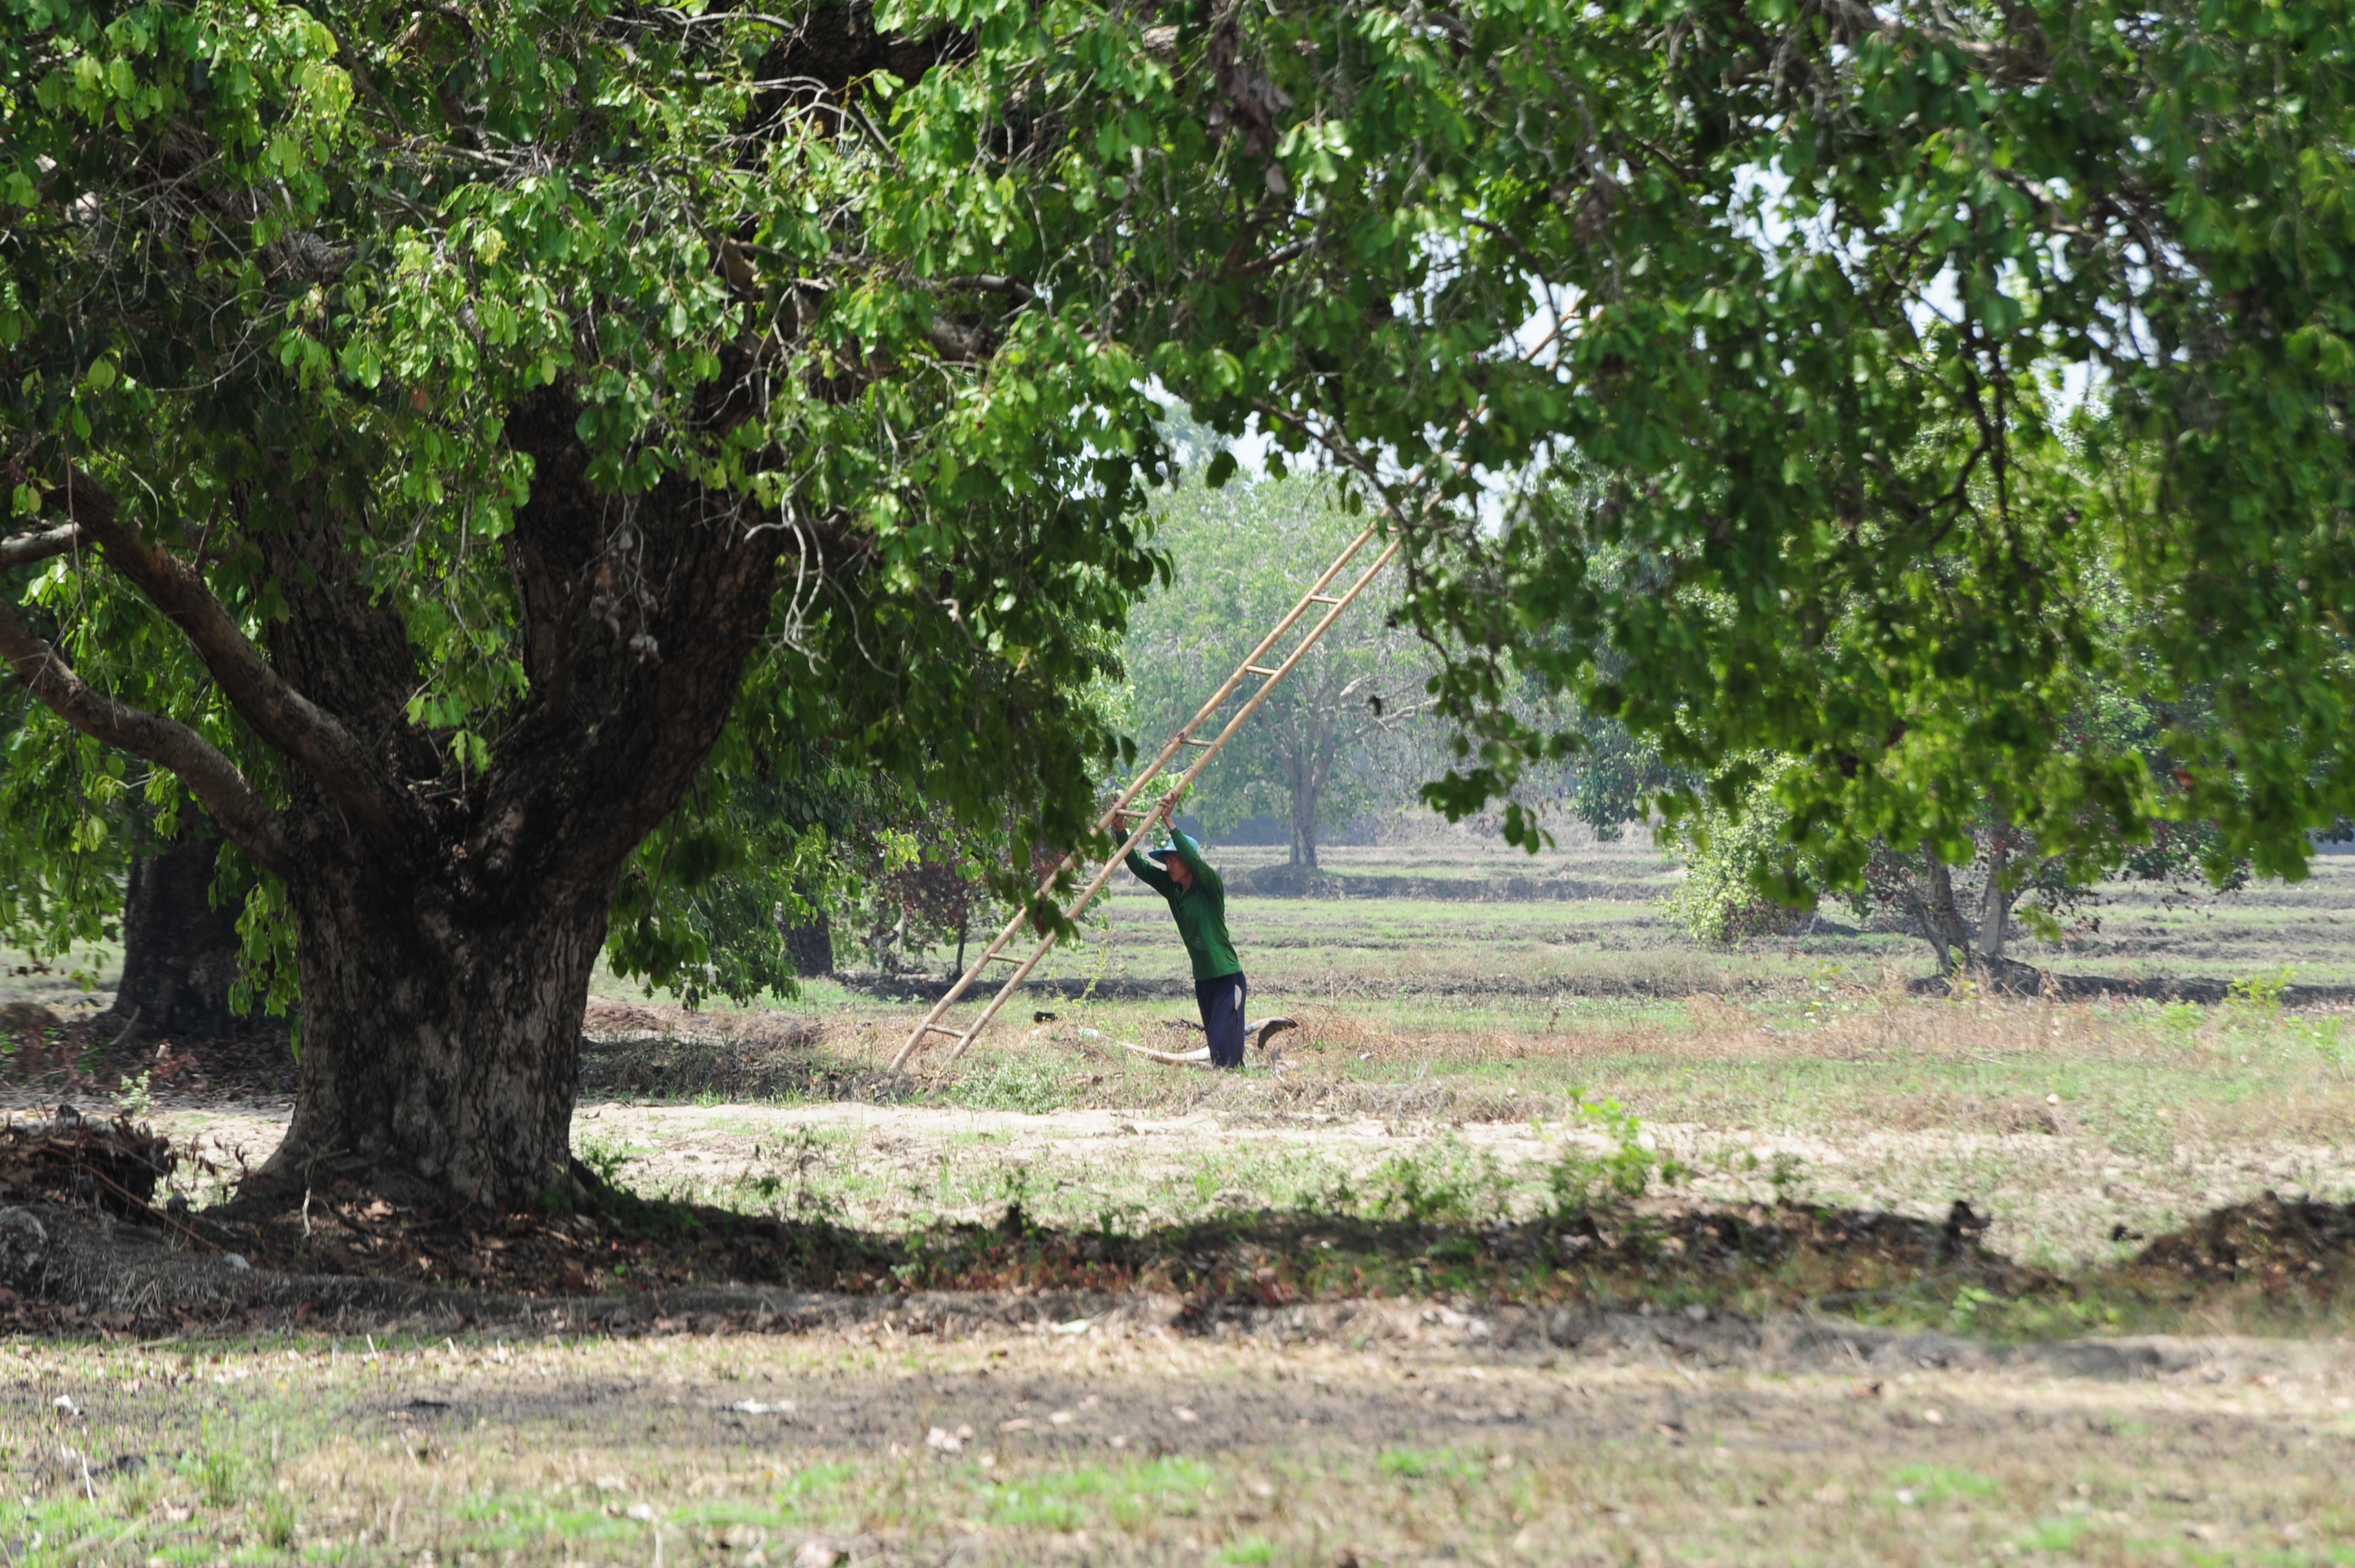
[984,951,1018,963]
[1180,737,1215,747]
[1307,594,1341,604]
[919,1024,964,1036]
[1246,665,1280,676]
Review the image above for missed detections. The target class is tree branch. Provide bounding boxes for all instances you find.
[0,524,81,571]
[0,594,291,873]
[47,461,418,850]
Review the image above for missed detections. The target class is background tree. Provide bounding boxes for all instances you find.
[1125,472,1427,871]
[604,736,1016,996]
[0,589,253,1040]
[1665,684,2245,978]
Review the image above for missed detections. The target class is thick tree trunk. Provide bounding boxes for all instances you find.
[235,388,780,1209]
[10,389,781,1209]
[261,848,612,1206]
[103,823,251,1043]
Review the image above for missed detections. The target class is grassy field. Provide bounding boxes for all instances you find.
[6,1317,2355,1567]
[7,828,2355,1564]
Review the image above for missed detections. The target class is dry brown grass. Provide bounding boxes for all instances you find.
[17,1315,2355,1567]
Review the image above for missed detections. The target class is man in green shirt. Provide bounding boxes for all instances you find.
[1117,797,1256,1069]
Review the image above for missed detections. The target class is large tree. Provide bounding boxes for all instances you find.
[7,0,2353,1207]
[1,0,1160,1205]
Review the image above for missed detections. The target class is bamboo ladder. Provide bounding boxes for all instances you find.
[888,525,1402,1075]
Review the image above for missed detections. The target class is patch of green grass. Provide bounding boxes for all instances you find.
[1888,1464,1998,1504]
[1376,1447,1486,1483]
[257,1489,298,1551]
[947,1053,1076,1115]
[193,1447,241,1508]
[1218,1537,1277,1564]
[2017,1516,2090,1552]
[987,1458,1214,1532]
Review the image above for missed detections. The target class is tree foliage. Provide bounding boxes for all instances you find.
[0,0,1166,982]
[1665,678,2244,970]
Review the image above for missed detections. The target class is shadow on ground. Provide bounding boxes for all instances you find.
[0,1111,2351,1351]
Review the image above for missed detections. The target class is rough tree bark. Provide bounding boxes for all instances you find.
[257,391,778,1205]
[1,388,780,1206]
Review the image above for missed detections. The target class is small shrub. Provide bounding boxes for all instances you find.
[260,1490,298,1551]
[2226,966,2295,1016]
[195,1449,240,1508]
[1546,1095,1686,1216]
[577,1135,636,1188]
[2305,1016,2348,1063]
[1365,1135,1507,1223]
[1944,1284,1998,1334]
[1660,760,1815,944]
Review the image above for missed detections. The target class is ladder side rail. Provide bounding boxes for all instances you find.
[896,785,1203,1072]
[1081,524,1379,837]
[886,899,1053,1071]
[892,526,1382,1071]
[1146,524,1378,753]
[933,538,1404,1071]
[1166,538,1406,798]
[975,524,1379,930]
[933,807,1189,1067]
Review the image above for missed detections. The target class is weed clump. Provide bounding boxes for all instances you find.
[1544,1095,1688,1216]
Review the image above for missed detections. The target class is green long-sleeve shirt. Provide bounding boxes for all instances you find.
[1126,829,1241,982]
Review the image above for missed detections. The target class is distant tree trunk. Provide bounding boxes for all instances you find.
[1895,884,1950,972]
[1925,857,1973,973]
[783,913,834,978]
[1975,831,2014,964]
[101,820,252,1044]
[1283,736,1337,870]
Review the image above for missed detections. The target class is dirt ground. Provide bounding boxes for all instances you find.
[6,1311,2353,1565]
[111,1091,2355,1272]
[4,968,2354,1560]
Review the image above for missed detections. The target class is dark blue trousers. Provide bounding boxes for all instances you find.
[1196,973,1247,1069]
